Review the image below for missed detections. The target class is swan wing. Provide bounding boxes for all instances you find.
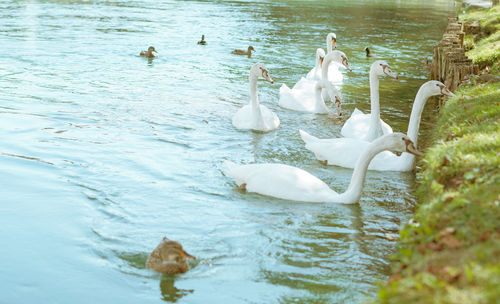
[259,104,280,131]
[341,109,393,140]
[225,162,338,203]
[232,104,279,132]
[300,134,412,171]
[279,79,327,113]
[341,108,369,139]
[232,104,254,130]
[327,64,344,84]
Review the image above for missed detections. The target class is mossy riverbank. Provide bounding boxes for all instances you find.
[372,5,500,304]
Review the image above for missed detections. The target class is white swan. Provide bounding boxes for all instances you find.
[340,60,397,142]
[224,133,421,204]
[305,48,325,81]
[300,81,455,171]
[279,51,350,114]
[232,63,280,132]
[279,79,342,115]
[321,32,348,83]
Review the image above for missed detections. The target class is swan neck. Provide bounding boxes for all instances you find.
[314,82,328,112]
[249,76,263,124]
[407,88,429,146]
[321,56,333,80]
[327,38,332,54]
[340,139,383,204]
[367,69,382,141]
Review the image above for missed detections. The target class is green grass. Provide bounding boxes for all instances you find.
[370,83,500,303]
[460,5,500,73]
[371,7,500,303]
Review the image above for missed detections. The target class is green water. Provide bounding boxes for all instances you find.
[0,0,455,303]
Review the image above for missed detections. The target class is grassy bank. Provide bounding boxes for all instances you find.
[372,5,500,304]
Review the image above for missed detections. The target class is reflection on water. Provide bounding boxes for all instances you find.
[160,277,194,303]
[0,0,455,303]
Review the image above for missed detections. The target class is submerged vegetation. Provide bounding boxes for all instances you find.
[373,4,500,303]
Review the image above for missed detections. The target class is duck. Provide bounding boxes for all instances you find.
[224,133,422,204]
[299,81,455,171]
[146,237,195,274]
[365,47,377,58]
[305,48,326,81]
[232,63,279,132]
[197,35,207,45]
[231,46,255,58]
[140,46,158,58]
[340,60,398,142]
[279,51,346,114]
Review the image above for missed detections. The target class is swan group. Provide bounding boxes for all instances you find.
[279,51,349,115]
[224,33,454,203]
[300,81,454,171]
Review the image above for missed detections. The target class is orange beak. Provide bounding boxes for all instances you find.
[180,250,196,259]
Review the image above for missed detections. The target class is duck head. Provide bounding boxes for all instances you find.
[148,46,158,54]
[248,46,255,53]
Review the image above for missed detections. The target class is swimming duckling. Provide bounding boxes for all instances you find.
[197,35,207,45]
[365,47,377,58]
[231,46,255,58]
[146,237,195,274]
[140,46,158,58]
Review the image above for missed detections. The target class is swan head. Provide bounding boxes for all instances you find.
[316,48,326,67]
[324,50,352,71]
[317,79,342,116]
[372,60,397,79]
[148,46,158,53]
[376,132,423,157]
[422,80,455,97]
[250,63,274,84]
[327,32,337,48]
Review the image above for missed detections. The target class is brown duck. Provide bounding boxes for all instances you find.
[140,46,158,58]
[146,237,195,274]
[231,46,255,58]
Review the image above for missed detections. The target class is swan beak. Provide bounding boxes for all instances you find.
[266,75,274,84]
[405,139,423,157]
[442,88,455,97]
[335,96,342,116]
[319,57,324,67]
[180,250,196,260]
[386,71,398,79]
[332,39,337,48]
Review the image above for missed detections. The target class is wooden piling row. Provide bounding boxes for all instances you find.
[431,17,479,91]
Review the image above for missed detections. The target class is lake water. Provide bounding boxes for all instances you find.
[0,0,455,303]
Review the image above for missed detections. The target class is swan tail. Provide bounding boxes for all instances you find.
[223,160,238,177]
[279,83,291,94]
[299,129,319,145]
